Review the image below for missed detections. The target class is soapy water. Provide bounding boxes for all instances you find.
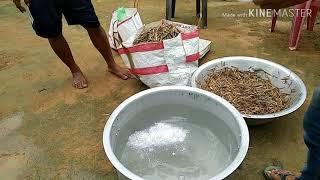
[128,121,188,150]
[119,115,236,180]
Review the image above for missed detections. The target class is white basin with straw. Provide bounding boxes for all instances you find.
[191,56,307,125]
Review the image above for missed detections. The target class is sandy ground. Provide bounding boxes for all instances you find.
[0,0,320,179]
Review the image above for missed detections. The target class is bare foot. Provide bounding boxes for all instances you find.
[108,64,130,80]
[266,170,298,180]
[72,72,88,89]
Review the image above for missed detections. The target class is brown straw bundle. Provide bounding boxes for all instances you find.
[133,22,181,45]
[200,67,291,115]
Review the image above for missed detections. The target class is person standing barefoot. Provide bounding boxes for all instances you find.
[13,0,130,89]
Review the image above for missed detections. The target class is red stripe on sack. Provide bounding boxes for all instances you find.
[130,65,169,75]
[117,42,164,54]
[186,52,200,62]
[117,48,129,54]
[118,11,138,26]
[181,29,200,40]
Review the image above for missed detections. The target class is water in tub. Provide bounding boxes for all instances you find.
[116,105,238,180]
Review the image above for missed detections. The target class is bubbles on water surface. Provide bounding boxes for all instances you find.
[127,121,189,150]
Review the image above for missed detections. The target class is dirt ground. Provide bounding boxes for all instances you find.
[0,0,320,179]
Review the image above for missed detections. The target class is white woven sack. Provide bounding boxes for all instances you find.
[118,20,199,87]
[108,8,143,49]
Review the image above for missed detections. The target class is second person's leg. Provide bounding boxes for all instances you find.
[299,86,320,180]
[264,86,320,180]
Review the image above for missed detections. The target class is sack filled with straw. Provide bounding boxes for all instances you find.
[133,21,181,44]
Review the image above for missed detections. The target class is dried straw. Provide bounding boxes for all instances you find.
[133,22,181,45]
[200,67,291,115]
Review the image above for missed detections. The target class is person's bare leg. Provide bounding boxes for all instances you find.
[85,26,129,80]
[48,35,88,89]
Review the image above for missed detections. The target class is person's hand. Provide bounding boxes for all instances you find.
[253,0,308,9]
[13,0,29,13]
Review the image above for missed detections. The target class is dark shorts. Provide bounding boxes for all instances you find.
[29,0,100,38]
